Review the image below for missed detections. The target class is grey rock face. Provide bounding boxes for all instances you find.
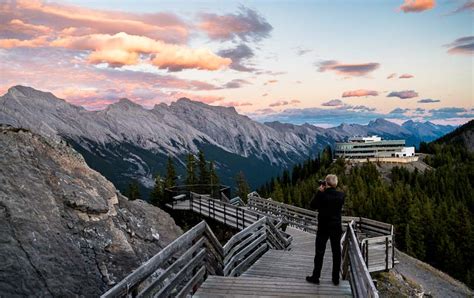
[0,125,182,296]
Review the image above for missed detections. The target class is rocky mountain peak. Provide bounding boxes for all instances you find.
[6,85,62,102]
[0,124,182,296]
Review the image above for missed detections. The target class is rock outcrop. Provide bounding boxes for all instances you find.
[0,125,182,296]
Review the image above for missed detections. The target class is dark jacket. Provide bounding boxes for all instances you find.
[310,187,344,229]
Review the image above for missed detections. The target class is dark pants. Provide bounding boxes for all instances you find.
[312,226,342,280]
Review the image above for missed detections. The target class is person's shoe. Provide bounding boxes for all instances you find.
[332,278,340,286]
[306,276,320,284]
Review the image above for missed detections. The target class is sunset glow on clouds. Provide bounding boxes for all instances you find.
[0,0,472,126]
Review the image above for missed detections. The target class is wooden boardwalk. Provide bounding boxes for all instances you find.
[194,227,352,297]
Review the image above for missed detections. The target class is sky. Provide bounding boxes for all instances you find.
[0,0,473,127]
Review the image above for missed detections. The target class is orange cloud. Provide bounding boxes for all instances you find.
[342,89,379,97]
[30,32,232,70]
[8,19,52,35]
[8,0,189,43]
[399,0,435,13]
[264,79,278,85]
[0,36,48,48]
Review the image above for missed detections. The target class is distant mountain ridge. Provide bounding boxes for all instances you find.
[432,119,474,152]
[0,85,456,193]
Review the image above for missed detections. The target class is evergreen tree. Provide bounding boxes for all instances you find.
[209,161,219,185]
[272,181,284,202]
[164,156,177,188]
[125,180,141,200]
[185,154,197,185]
[149,174,164,207]
[235,171,250,202]
[198,150,210,184]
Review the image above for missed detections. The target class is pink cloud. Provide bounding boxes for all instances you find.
[219,101,253,107]
[318,60,380,77]
[2,32,231,71]
[290,99,301,104]
[387,73,397,79]
[399,73,414,79]
[269,100,289,107]
[399,0,435,13]
[387,90,419,99]
[168,92,224,104]
[2,0,189,43]
[264,79,278,85]
[342,89,378,97]
[446,36,474,56]
[321,99,344,107]
[262,93,268,97]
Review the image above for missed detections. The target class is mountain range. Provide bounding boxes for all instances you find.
[0,86,456,193]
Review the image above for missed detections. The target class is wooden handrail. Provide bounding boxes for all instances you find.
[101,220,225,298]
[346,221,379,298]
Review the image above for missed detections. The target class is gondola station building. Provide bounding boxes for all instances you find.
[335,136,416,162]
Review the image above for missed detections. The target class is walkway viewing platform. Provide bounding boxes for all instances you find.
[102,186,393,298]
[194,228,351,297]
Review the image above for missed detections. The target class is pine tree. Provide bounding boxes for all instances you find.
[272,181,284,202]
[150,174,164,207]
[198,150,210,184]
[235,171,250,202]
[185,154,197,185]
[164,156,177,188]
[209,161,219,185]
[125,180,141,200]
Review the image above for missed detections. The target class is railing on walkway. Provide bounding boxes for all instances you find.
[101,215,290,298]
[110,187,395,298]
[342,220,379,298]
[165,184,231,202]
[247,192,395,272]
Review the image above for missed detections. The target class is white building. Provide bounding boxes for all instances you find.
[335,135,416,160]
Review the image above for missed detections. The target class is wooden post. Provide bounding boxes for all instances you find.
[235,208,239,229]
[385,237,389,271]
[365,241,369,268]
[224,204,226,225]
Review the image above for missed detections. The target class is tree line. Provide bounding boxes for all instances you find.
[257,144,474,288]
[125,150,251,206]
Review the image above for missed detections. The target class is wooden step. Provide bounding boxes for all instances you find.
[194,276,352,297]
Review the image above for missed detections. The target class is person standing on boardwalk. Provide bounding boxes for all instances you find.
[306,174,344,286]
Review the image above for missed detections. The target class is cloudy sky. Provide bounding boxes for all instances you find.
[0,0,472,127]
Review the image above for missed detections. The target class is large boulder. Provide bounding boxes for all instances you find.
[0,125,182,296]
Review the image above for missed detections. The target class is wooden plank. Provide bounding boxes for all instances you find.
[155,249,206,298]
[223,228,265,264]
[176,265,206,298]
[224,234,267,275]
[229,242,268,276]
[137,237,205,297]
[101,221,206,298]
[223,217,266,254]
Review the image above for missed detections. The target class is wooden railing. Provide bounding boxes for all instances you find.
[247,192,395,273]
[342,220,379,298]
[248,192,319,233]
[101,221,221,298]
[101,215,290,298]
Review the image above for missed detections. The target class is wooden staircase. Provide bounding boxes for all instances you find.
[195,227,352,297]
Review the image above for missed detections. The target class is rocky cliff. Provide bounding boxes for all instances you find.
[0,125,182,296]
